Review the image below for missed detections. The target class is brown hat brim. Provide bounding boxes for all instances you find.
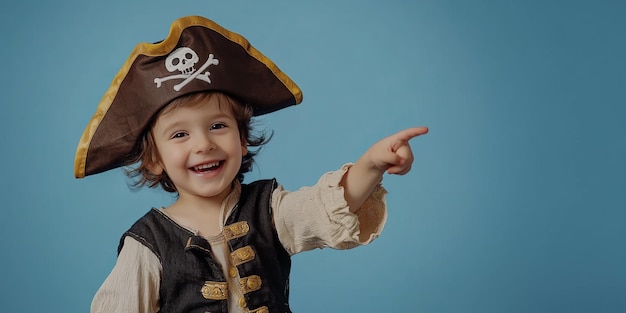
[74,16,302,178]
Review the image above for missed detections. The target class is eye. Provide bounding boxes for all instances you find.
[171,131,188,139]
[210,122,227,130]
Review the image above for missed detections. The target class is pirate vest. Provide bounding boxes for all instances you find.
[119,179,292,313]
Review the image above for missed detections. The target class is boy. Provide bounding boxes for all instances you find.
[76,16,427,313]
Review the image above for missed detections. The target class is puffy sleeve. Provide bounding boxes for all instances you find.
[91,236,161,313]
[272,164,388,255]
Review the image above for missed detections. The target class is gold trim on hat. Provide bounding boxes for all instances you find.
[141,16,302,104]
[74,73,127,178]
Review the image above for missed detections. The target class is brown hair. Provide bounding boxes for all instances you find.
[124,92,270,193]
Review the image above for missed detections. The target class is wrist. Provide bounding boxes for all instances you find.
[353,155,385,179]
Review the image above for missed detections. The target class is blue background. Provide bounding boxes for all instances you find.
[1,1,625,312]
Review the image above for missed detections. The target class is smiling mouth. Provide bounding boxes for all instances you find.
[191,161,223,173]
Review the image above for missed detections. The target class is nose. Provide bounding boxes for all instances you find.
[193,133,215,153]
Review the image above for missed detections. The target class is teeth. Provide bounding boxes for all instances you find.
[193,161,220,171]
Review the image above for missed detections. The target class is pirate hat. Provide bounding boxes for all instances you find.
[74,16,302,178]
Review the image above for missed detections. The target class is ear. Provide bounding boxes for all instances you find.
[145,151,164,175]
[145,161,164,176]
[240,136,248,156]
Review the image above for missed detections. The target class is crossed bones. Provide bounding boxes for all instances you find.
[154,54,219,91]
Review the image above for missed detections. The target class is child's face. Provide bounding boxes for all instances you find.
[151,96,247,203]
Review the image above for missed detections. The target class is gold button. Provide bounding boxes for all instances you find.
[229,267,238,278]
[246,276,260,290]
[238,297,247,308]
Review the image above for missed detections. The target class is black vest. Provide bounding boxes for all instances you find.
[119,179,292,313]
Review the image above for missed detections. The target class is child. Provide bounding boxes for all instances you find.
[75,16,428,313]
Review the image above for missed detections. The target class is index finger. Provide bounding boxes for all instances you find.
[392,127,429,142]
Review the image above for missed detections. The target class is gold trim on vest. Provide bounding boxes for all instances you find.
[229,266,238,278]
[250,306,269,313]
[223,221,250,240]
[231,246,255,266]
[238,296,247,308]
[240,275,263,294]
[200,281,228,300]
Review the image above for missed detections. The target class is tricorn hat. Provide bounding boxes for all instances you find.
[74,16,302,178]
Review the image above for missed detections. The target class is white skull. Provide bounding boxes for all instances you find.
[166,47,199,74]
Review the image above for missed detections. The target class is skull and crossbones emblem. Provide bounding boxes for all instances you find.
[154,47,219,91]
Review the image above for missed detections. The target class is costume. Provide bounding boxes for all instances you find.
[91,166,388,313]
[75,15,390,313]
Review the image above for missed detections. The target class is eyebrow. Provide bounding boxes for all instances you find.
[156,111,235,137]
[157,121,184,138]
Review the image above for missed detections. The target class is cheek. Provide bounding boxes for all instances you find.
[161,150,186,165]
[156,145,185,167]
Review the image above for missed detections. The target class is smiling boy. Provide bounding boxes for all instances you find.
[76,16,427,313]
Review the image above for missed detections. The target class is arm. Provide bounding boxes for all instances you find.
[272,165,388,255]
[271,127,427,254]
[340,127,428,213]
[91,237,161,313]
